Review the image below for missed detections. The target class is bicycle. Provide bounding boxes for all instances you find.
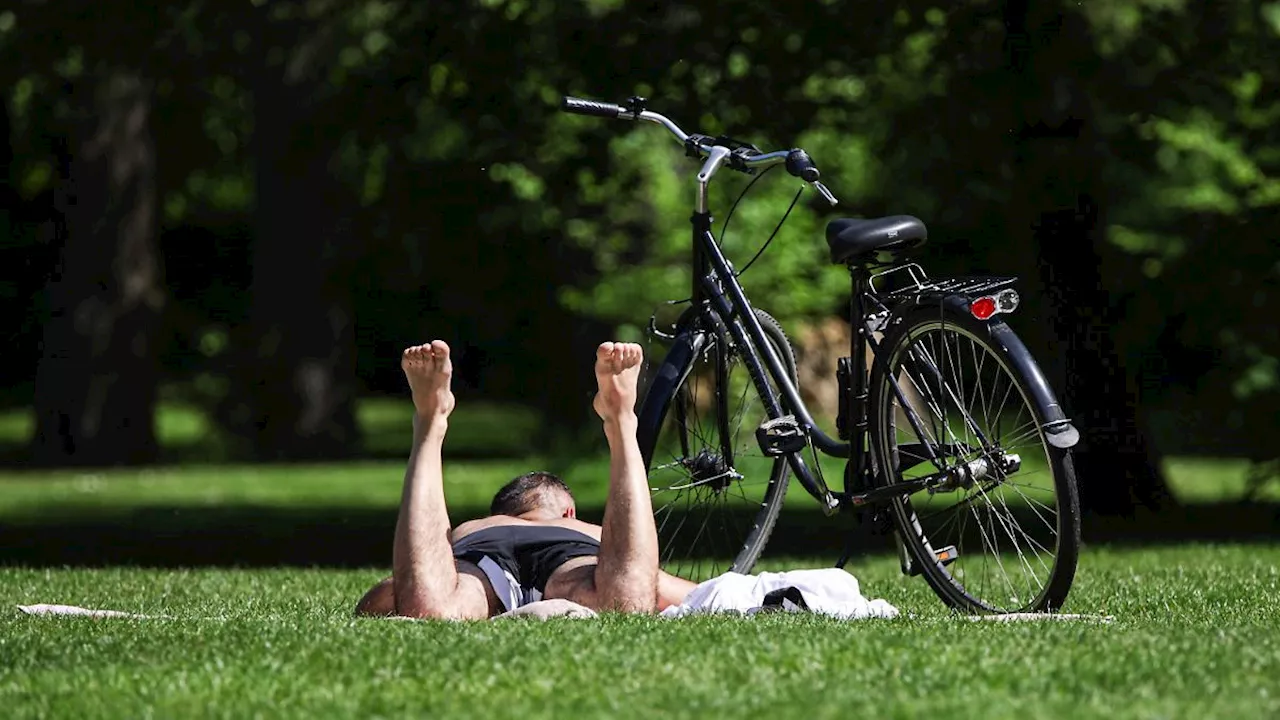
[561,95,1082,613]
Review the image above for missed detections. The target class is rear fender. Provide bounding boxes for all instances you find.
[881,291,1079,450]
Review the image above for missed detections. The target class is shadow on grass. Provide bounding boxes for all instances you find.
[2,502,1279,568]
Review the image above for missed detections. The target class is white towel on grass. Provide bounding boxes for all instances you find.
[17,603,163,619]
[660,568,899,620]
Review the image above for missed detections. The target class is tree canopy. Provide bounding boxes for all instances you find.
[1,0,1276,511]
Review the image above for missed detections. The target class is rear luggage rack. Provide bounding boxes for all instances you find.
[871,263,1018,299]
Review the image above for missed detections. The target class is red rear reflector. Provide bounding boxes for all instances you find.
[970,297,997,320]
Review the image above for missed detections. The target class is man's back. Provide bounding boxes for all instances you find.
[451,523,600,609]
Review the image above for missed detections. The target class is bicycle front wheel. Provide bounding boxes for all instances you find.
[869,308,1080,613]
[641,308,796,582]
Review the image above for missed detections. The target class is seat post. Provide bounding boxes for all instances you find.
[846,263,872,491]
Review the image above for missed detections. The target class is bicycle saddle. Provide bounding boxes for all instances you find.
[825,215,928,264]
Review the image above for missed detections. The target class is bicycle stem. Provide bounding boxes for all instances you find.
[695,146,731,214]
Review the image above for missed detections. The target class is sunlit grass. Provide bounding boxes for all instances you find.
[1,544,1278,719]
[1164,456,1277,502]
[357,397,541,457]
[0,454,1266,528]
[0,461,531,521]
[1,394,1272,504]
[0,396,542,460]
[0,401,214,448]
[0,408,34,446]
[0,452,1275,716]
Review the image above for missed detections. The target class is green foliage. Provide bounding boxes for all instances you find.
[553,114,909,329]
[1079,1,1280,419]
[3,0,1277,452]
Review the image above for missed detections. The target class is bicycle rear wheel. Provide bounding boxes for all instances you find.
[869,308,1080,613]
[640,308,796,582]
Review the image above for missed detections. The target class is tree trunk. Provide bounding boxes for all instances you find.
[241,21,358,461]
[1003,1,1174,516]
[31,70,162,466]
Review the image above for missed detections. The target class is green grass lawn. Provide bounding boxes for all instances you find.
[0,396,545,462]
[1,457,1278,718]
[3,397,1275,502]
[0,453,1267,520]
[2,545,1278,719]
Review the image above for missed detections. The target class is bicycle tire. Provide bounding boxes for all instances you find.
[638,307,797,582]
[868,307,1081,613]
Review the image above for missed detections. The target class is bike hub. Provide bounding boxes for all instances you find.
[683,448,740,492]
[930,451,1022,494]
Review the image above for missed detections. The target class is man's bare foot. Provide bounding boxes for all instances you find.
[402,341,455,422]
[592,342,643,422]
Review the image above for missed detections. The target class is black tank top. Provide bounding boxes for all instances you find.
[452,524,600,592]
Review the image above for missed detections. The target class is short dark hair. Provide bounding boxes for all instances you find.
[490,471,575,517]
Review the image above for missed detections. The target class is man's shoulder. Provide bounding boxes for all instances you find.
[452,515,531,541]
[451,516,602,543]
[541,518,603,542]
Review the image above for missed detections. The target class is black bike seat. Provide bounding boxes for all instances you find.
[825,215,928,264]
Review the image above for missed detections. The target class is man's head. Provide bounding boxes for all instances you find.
[490,471,577,520]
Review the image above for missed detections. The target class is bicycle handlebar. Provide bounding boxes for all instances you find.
[560,96,626,119]
[560,94,838,205]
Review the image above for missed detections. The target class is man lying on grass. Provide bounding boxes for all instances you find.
[355,340,698,619]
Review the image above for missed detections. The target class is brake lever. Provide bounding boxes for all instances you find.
[812,180,839,206]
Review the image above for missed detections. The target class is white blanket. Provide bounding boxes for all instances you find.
[660,568,899,620]
[17,603,162,619]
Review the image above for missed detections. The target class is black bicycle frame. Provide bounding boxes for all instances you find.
[688,211,849,507]
[685,211,976,509]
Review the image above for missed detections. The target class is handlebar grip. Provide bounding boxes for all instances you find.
[786,149,821,183]
[561,96,625,118]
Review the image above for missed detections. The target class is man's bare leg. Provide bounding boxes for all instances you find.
[386,341,489,619]
[590,342,660,612]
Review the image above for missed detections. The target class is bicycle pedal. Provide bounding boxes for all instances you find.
[933,545,959,568]
[897,537,959,577]
[755,415,808,456]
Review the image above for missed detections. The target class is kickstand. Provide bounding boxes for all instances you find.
[834,527,857,569]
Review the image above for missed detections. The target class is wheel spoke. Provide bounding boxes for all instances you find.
[973,480,1043,599]
[647,316,794,582]
[1001,478,1060,538]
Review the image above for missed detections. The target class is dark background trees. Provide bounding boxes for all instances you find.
[1,0,1276,518]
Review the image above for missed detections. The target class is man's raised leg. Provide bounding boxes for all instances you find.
[590,342,660,612]
[387,341,489,619]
